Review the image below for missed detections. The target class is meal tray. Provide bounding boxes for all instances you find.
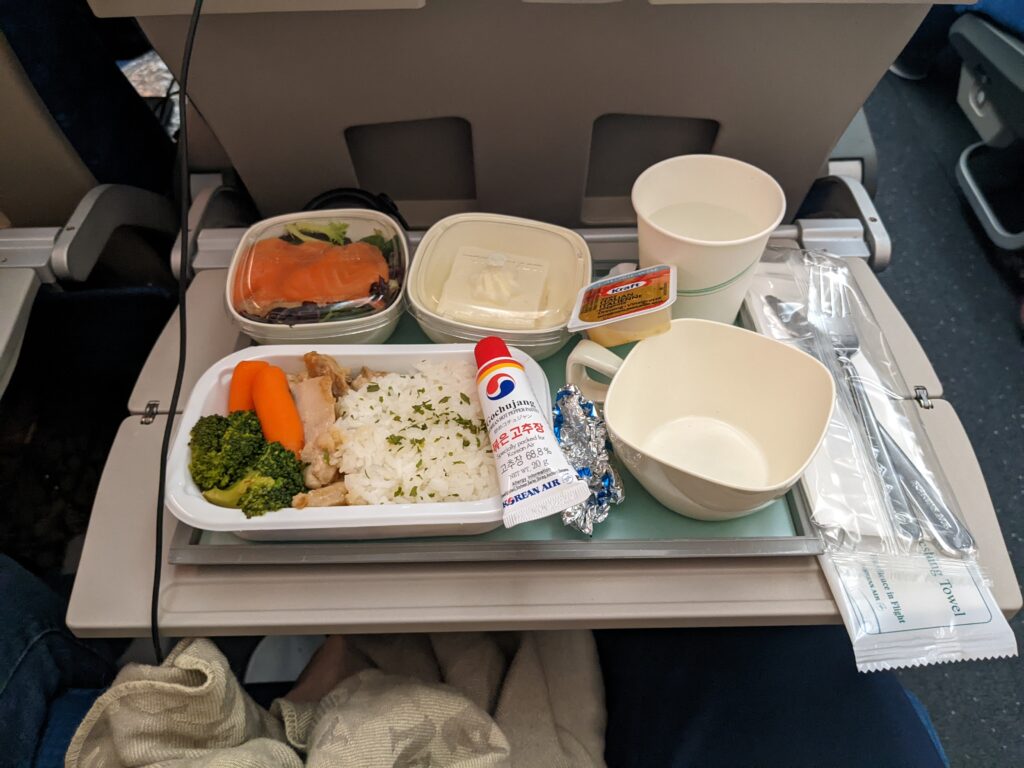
[165,342,550,540]
[168,315,823,564]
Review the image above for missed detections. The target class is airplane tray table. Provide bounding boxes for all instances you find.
[67,243,1021,637]
[167,316,822,563]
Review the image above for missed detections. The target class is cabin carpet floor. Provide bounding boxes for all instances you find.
[865,49,1023,767]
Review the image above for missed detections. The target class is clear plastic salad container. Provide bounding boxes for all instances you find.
[226,209,408,345]
[406,213,591,359]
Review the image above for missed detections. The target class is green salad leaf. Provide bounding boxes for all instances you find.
[282,220,350,245]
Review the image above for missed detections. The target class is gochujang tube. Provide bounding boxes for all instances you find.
[474,337,589,527]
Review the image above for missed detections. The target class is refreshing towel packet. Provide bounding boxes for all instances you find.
[821,546,1017,672]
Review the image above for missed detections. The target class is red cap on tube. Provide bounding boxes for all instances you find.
[474,336,511,370]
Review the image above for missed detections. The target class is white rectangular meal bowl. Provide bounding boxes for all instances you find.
[166,344,551,540]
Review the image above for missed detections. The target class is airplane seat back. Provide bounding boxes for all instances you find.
[0,0,174,228]
[0,31,97,229]
[0,1,181,402]
[98,0,955,230]
[950,9,1024,250]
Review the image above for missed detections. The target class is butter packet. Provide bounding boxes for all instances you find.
[567,264,676,347]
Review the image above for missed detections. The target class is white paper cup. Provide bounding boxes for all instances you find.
[632,155,786,323]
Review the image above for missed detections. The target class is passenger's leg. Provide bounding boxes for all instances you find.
[284,635,362,703]
[597,626,948,768]
[0,556,115,768]
[32,689,105,768]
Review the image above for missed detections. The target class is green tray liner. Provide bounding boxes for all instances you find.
[199,314,797,545]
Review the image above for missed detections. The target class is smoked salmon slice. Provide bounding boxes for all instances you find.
[233,238,389,317]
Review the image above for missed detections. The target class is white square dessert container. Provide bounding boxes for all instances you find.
[406,213,591,360]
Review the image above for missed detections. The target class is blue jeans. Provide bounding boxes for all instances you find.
[596,626,948,768]
[0,556,115,768]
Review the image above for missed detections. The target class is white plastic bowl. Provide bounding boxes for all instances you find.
[567,319,834,520]
[166,344,551,540]
[226,209,409,346]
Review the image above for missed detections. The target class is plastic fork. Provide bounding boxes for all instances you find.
[813,266,976,558]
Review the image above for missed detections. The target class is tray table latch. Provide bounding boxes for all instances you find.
[141,401,160,424]
[914,386,933,409]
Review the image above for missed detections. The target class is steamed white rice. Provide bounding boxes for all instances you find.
[331,360,498,505]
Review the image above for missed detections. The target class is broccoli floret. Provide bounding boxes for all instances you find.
[201,441,306,518]
[221,410,265,476]
[238,479,298,519]
[201,472,271,508]
[252,441,306,490]
[188,410,265,491]
[188,414,230,490]
[189,414,229,452]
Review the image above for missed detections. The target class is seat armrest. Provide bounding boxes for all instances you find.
[0,268,40,400]
[51,184,177,281]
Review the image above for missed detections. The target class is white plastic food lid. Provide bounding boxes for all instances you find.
[408,213,591,335]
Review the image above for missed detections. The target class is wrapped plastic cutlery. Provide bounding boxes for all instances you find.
[745,248,1015,672]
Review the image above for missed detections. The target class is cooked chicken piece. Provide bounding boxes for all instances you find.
[290,375,342,488]
[293,480,347,509]
[350,366,382,391]
[303,352,349,398]
[290,376,335,452]
[303,438,340,489]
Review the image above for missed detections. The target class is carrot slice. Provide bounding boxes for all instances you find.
[228,360,270,412]
[252,365,304,454]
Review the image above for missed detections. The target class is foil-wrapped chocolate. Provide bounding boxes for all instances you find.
[553,384,625,535]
